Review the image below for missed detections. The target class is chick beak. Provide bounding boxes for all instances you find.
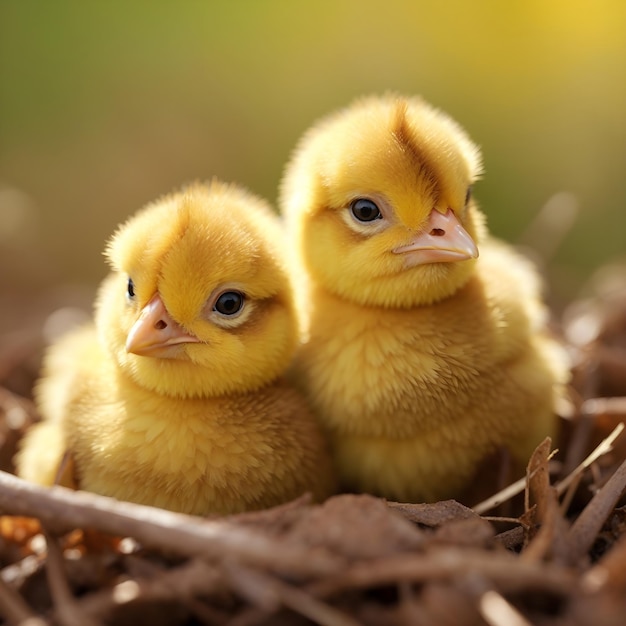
[393,209,479,265]
[126,294,201,358]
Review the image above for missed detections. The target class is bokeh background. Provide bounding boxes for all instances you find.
[1,0,625,341]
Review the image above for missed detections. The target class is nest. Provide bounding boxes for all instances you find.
[1,264,626,626]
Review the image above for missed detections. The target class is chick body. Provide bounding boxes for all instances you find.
[18,181,335,515]
[280,95,568,503]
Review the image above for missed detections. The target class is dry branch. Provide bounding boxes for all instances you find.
[308,548,576,599]
[0,574,48,626]
[0,471,342,578]
[224,561,361,626]
[76,558,223,621]
[565,458,626,564]
[44,530,100,626]
[473,423,625,515]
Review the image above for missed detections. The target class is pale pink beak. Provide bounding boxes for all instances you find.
[392,209,478,264]
[126,294,201,358]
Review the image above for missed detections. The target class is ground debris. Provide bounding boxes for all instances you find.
[0,270,626,625]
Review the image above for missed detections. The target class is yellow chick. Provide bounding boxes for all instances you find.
[17,181,335,515]
[279,94,568,503]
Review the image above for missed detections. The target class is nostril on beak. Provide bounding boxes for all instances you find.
[154,319,168,330]
[430,228,445,237]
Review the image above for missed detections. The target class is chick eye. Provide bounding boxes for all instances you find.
[127,277,135,299]
[350,198,382,222]
[465,187,472,206]
[213,291,245,316]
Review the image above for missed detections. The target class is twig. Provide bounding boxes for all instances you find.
[0,471,342,578]
[308,548,575,599]
[481,516,528,528]
[565,458,626,565]
[44,530,99,626]
[520,492,570,565]
[478,589,533,626]
[555,423,624,496]
[462,571,534,626]
[560,469,583,516]
[0,575,48,626]
[473,423,624,515]
[224,561,361,626]
[583,532,626,592]
[77,558,223,620]
[580,397,626,418]
[472,476,528,516]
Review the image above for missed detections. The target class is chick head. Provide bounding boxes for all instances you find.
[97,181,296,398]
[280,94,487,308]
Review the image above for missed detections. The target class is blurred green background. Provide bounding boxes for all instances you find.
[1,0,625,313]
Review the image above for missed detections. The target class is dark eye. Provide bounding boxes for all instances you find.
[350,198,382,222]
[127,277,135,299]
[465,187,472,206]
[214,291,245,316]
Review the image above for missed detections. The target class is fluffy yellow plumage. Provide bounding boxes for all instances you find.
[280,94,568,503]
[17,180,335,515]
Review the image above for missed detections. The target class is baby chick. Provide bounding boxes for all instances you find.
[17,181,335,515]
[280,94,568,503]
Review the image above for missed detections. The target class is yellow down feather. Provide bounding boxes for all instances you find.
[280,94,568,502]
[17,180,335,514]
